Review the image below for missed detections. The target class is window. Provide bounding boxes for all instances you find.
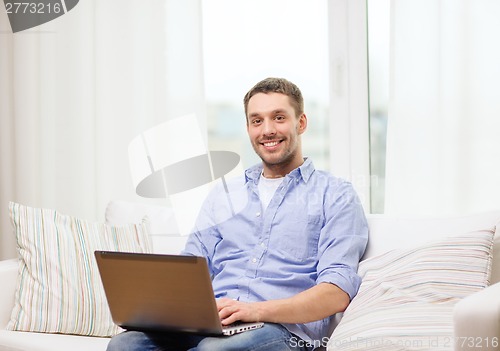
[202,0,330,171]
[367,0,390,213]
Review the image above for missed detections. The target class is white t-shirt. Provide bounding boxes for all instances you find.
[258,173,284,211]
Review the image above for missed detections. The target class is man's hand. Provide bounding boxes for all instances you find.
[217,298,263,325]
[216,283,349,326]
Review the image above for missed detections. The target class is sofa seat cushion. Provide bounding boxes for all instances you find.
[0,330,109,351]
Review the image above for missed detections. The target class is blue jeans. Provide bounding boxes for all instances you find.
[106,323,314,351]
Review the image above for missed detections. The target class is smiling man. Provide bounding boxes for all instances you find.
[246,89,306,178]
[107,78,369,351]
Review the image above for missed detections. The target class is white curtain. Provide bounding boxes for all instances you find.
[0,0,205,260]
[384,0,500,215]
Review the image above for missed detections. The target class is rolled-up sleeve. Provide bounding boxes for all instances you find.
[316,181,369,300]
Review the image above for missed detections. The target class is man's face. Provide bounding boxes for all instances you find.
[246,92,307,171]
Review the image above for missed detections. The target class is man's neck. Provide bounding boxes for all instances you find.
[262,171,284,179]
[262,158,305,179]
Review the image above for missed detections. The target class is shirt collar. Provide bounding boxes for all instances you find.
[244,158,315,184]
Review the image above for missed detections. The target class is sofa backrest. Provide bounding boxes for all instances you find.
[0,259,19,328]
[105,201,187,254]
[364,212,500,284]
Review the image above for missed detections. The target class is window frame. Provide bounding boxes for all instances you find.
[328,0,371,212]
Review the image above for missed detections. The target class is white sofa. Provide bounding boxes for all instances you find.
[0,201,499,351]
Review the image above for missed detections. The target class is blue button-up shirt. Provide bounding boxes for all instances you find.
[183,158,368,343]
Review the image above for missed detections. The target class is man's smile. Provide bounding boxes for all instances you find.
[261,139,283,150]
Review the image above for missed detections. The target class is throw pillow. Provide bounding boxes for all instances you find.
[7,202,153,337]
[328,229,495,351]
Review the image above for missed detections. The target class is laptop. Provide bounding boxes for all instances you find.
[94,251,264,336]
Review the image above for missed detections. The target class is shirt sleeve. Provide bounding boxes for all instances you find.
[315,180,369,300]
[181,184,224,276]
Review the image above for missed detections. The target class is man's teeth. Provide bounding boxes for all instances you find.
[264,141,279,147]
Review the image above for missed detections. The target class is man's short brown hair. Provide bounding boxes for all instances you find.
[243,77,304,118]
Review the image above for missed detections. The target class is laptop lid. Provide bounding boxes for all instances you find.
[95,251,225,335]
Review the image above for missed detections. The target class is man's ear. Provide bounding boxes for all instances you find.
[298,114,308,134]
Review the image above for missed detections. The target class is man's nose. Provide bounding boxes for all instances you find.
[262,119,276,136]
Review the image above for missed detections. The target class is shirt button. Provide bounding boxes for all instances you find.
[256,212,261,217]
[260,242,265,247]
[252,258,257,263]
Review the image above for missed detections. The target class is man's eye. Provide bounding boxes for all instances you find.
[252,119,262,124]
[275,115,285,121]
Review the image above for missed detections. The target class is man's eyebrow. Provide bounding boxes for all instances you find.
[249,109,288,118]
[272,109,288,115]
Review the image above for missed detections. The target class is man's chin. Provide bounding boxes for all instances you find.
[253,146,294,167]
[259,154,287,167]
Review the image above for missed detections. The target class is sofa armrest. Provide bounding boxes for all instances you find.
[0,259,18,328]
[453,282,500,350]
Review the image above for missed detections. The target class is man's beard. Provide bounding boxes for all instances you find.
[252,136,298,169]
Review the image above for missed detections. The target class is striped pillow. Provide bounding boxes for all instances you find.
[329,229,495,351]
[7,202,153,337]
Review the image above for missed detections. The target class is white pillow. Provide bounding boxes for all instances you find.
[328,228,495,351]
[105,200,178,235]
[7,202,152,337]
[105,201,186,254]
